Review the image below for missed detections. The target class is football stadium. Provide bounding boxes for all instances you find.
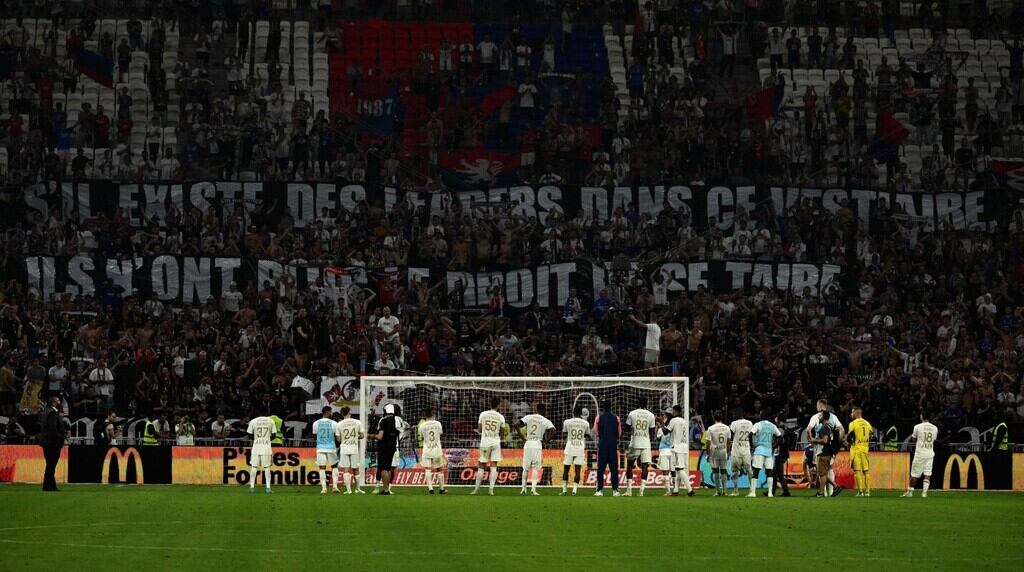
[2,0,1024,570]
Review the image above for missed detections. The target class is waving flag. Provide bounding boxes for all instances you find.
[476,84,517,116]
[439,148,521,189]
[991,158,1024,194]
[869,112,910,162]
[71,47,114,88]
[746,74,785,122]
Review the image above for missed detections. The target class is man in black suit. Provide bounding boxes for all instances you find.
[373,403,402,495]
[39,396,66,491]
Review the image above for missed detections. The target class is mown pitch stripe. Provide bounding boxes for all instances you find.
[1,539,1022,563]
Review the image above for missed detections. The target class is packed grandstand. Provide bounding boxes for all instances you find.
[0,0,1022,453]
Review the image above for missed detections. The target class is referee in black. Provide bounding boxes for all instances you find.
[374,403,401,495]
[769,413,791,497]
[39,396,66,492]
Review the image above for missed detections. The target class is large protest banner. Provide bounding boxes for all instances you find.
[23,180,1002,232]
[18,255,841,306]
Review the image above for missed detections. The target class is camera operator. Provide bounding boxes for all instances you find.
[94,410,120,446]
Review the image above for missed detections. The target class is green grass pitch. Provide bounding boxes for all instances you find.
[1,485,1022,571]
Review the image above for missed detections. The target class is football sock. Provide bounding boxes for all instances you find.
[319,469,326,491]
[263,468,271,489]
[922,478,930,494]
[864,471,870,493]
[331,468,339,489]
[344,472,352,492]
[488,467,497,491]
[680,469,692,492]
[425,469,434,491]
[474,468,484,491]
[249,467,257,488]
[766,477,774,495]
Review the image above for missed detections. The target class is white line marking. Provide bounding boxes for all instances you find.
[0,539,1020,562]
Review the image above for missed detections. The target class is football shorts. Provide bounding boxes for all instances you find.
[479,444,502,463]
[421,449,445,469]
[672,450,689,470]
[851,449,870,471]
[708,448,728,470]
[338,452,360,469]
[752,454,774,470]
[626,447,652,464]
[250,453,273,468]
[730,451,752,473]
[563,450,586,466]
[657,450,674,471]
[316,451,338,467]
[910,455,934,479]
[522,447,543,469]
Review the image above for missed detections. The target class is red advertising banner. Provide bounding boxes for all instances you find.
[0,445,68,484]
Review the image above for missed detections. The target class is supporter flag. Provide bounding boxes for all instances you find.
[355,95,402,135]
[439,147,521,189]
[71,47,114,88]
[746,74,785,123]
[868,112,910,162]
[322,382,343,404]
[325,265,352,276]
[475,83,516,117]
[291,375,316,396]
[990,158,1024,194]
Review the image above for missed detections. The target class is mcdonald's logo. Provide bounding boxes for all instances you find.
[943,454,984,490]
[102,447,144,484]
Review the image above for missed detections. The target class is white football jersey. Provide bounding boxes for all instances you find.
[706,422,731,451]
[419,419,443,452]
[626,408,656,449]
[247,416,276,455]
[806,411,841,435]
[563,417,590,454]
[729,419,754,454]
[336,418,362,454]
[667,416,689,451]
[912,422,939,459]
[521,414,554,447]
[478,410,506,448]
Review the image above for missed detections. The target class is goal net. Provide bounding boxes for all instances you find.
[357,376,688,487]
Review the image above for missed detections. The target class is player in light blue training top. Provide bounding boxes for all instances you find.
[312,406,340,493]
[655,412,675,496]
[750,410,782,497]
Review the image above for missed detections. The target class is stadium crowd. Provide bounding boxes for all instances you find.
[0,1,1023,447]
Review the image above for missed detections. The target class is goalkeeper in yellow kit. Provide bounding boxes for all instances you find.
[846,406,873,497]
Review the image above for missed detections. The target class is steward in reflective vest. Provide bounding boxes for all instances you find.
[991,422,1009,452]
[883,425,899,451]
[142,417,159,445]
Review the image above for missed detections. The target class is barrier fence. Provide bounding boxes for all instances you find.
[4,445,1022,490]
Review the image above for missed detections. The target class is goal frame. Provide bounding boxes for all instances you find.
[357,375,689,487]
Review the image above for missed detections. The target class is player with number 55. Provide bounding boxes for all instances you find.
[472,397,507,496]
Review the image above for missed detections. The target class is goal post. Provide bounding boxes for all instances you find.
[357,375,689,487]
